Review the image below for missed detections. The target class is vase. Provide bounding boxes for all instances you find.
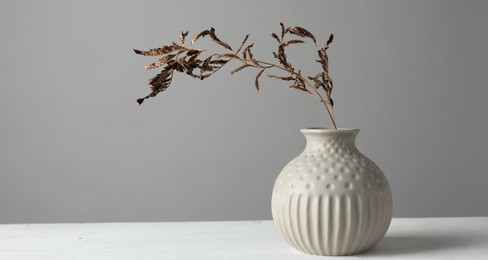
[271,128,392,256]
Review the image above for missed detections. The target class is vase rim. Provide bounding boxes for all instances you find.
[300,128,360,134]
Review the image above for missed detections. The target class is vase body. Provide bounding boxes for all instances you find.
[271,128,392,256]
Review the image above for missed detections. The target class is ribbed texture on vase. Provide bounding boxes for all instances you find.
[271,129,393,256]
[272,190,392,255]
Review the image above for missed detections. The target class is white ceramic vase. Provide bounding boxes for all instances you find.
[271,128,393,256]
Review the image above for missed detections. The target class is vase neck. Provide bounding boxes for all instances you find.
[301,128,359,151]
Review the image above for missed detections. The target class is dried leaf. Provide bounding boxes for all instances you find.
[326,33,334,46]
[210,59,229,65]
[297,76,306,88]
[179,31,189,45]
[144,54,176,70]
[280,23,285,40]
[280,39,305,47]
[267,74,295,81]
[186,49,201,56]
[191,29,211,45]
[137,69,174,104]
[293,85,309,92]
[318,49,329,73]
[208,27,233,51]
[191,28,233,50]
[271,33,280,43]
[191,27,232,51]
[285,26,317,45]
[175,58,189,72]
[219,53,239,59]
[254,68,265,91]
[133,43,182,56]
[148,70,172,88]
[277,44,288,68]
[236,34,249,54]
[275,40,304,69]
[246,48,255,62]
[230,64,251,75]
[242,43,254,60]
[186,55,199,65]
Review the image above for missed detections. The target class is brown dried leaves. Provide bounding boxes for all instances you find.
[136,70,174,105]
[236,34,249,55]
[230,64,251,75]
[310,33,335,106]
[268,23,335,107]
[191,27,232,51]
[144,54,176,70]
[285,26,317,45]
[134,31,231,105]
[133,43,182,56]
[179,31,189,45]
[255,68,265,91]
[134,24,336,114]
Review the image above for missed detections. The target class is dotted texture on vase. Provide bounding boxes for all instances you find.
[271,129,393,256]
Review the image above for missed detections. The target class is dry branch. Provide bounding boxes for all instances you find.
[134,23,337,129]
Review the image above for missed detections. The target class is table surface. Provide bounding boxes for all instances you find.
[0,217,487,259]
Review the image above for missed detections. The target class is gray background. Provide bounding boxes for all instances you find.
[1,0,487,224]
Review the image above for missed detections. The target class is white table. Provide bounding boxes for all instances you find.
[0,217,487,259]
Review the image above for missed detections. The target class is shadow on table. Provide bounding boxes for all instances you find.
[364,234,477,256]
